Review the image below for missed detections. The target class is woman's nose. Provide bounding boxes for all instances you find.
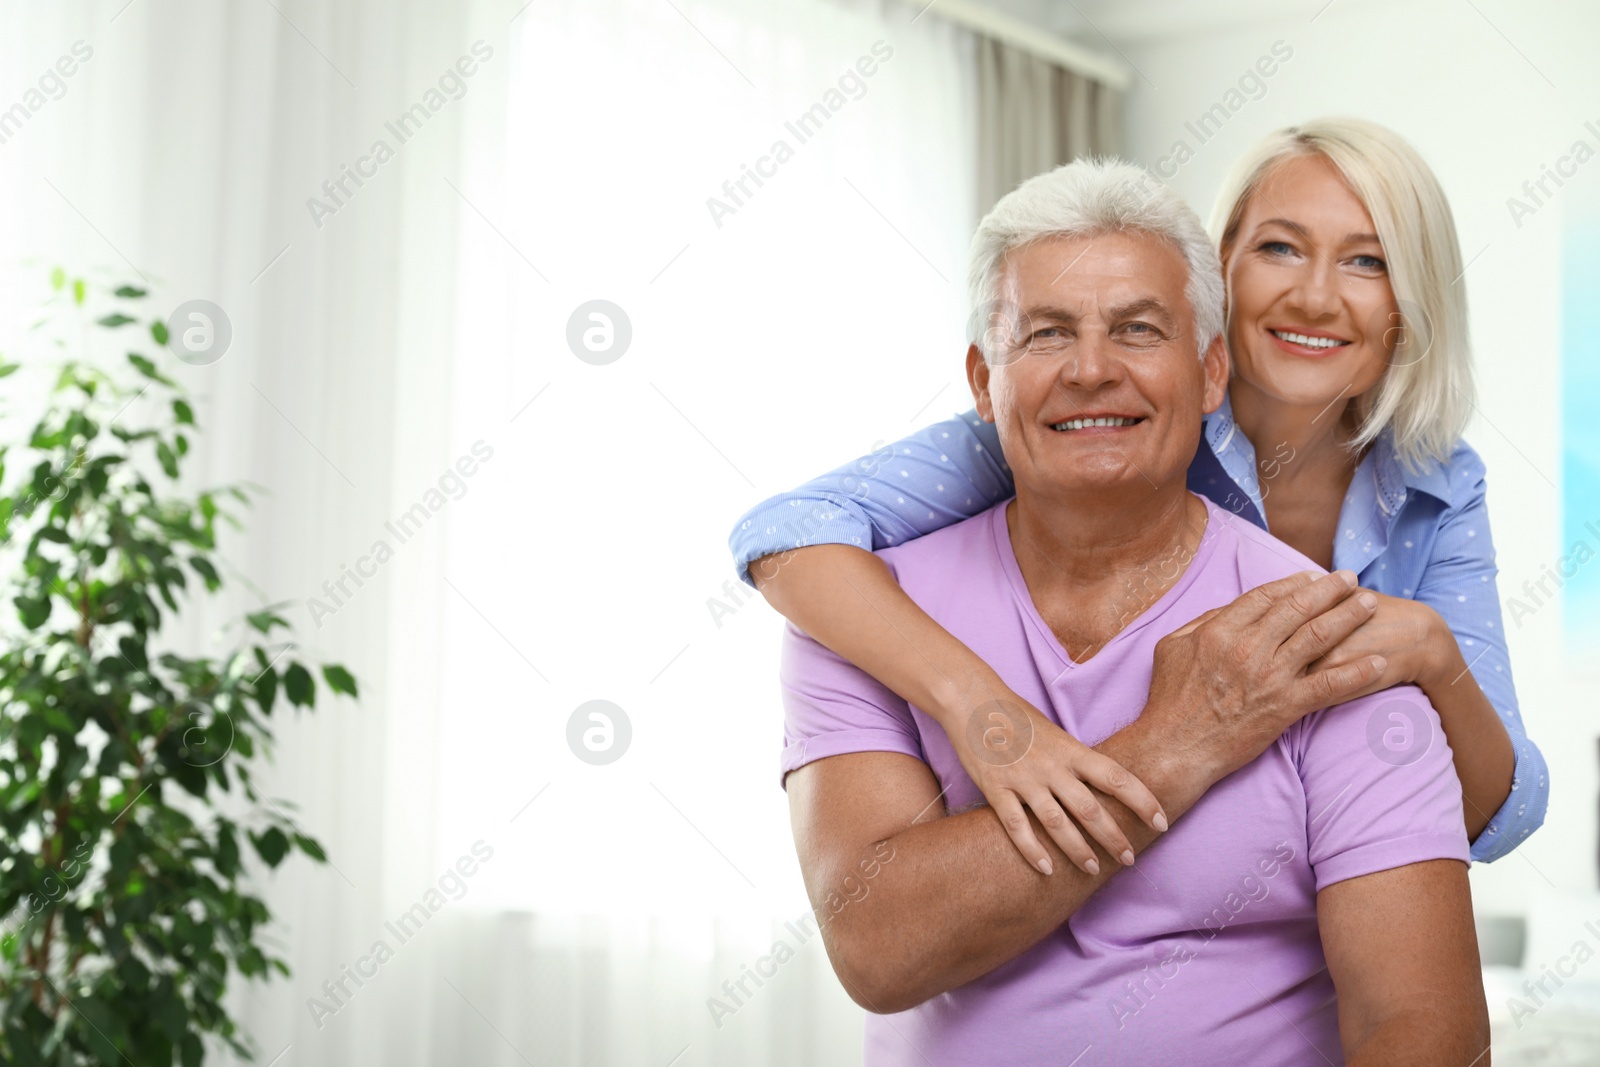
[1285,257,1341,318]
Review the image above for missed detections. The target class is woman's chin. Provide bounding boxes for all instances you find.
[1231,368,1367,416]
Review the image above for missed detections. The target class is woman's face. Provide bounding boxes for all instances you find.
[1223,153,1398,417]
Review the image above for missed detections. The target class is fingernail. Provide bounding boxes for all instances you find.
[1038,857,1053,876]
[1084,858,1099,876]
[1339,570,1357,587]
[1371,655,1387,671]
[1120,850,1135,866]
[1358,592,1377,609]
[1153,812,1169,832]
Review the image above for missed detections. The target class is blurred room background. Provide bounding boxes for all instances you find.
[0,0,1595,1063]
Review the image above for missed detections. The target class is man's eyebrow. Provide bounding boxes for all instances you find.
[1106,298,1175,323]
[1020,304,1079,323]
[1254,217,1382,245]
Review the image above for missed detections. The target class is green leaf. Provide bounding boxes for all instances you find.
[295,833,327,863]
[97,313,136,327]
[247,609,291,635]
[284,663,314,708]
[322,664,358,697]
[151,319,170,346]
[190,555,220,591]
[72,995,131,1061]
[128,351,176,386]
[0,361,18,379]
[114,285,147,298]
[250,827,290,868]
[15,595,49,629]
[72,277,85,304]
[50,265,65,290]
[174,398,194,425]
[253,665,278,716]
[216,822,240,878]
[156,440,179,479]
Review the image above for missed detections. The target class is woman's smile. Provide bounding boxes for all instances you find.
[1224,153,1395,413]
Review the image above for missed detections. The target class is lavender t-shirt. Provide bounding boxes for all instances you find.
[778,495,1469,1066]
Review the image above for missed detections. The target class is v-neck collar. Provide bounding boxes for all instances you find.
[988,495,1223,673]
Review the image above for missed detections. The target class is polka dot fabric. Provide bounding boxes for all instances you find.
[728,393,1548,863]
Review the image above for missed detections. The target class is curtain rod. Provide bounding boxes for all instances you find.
[913,0,1133,90]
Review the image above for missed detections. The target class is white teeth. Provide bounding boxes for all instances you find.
[1050,416,1140,431]
[1272,329,1347,349]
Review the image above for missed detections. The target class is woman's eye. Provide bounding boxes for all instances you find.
[1350,254,1387,271]
[1259,240,1294,256]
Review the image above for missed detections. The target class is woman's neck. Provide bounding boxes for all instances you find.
[1227,377,1361,490]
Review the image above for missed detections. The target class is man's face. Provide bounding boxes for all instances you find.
[967,230,1228,500]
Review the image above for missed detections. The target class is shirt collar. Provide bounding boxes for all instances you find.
[1202,392,1456,513]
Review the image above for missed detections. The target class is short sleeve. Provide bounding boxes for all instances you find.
[1293,684,1470,892]
[777,619,925,791]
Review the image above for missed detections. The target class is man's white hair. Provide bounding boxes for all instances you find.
[967,158,1224,359]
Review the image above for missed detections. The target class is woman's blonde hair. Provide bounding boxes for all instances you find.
[1208,117,1473,473]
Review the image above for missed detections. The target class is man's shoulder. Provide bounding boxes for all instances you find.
[1199,497,1328,589]
[878,500,1010,573]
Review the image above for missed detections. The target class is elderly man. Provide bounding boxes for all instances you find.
[779,160,1487,1064]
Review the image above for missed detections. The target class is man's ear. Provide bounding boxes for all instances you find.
[966,344,994,422]
[1199,332,1230,415]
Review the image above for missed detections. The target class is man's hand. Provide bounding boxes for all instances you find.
[932,569,1389,880]
[1135,569,1389,812]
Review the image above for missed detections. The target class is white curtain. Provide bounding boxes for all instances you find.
[0,0,980,1064]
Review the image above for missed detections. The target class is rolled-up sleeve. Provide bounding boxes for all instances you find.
[1414,450,1549,863]
[727,409,1012,587]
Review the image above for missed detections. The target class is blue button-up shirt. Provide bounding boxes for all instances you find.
[729,395,1548,863]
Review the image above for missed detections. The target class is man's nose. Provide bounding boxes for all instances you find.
[1058,331,1123,391]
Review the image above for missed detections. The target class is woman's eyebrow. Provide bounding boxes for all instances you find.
[1255,216,1381,245]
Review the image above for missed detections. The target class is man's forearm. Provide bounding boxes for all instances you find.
[830,718,1214,1013]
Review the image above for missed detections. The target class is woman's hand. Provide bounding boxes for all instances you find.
[1135,569,1387,802]
[1309,591,1449,699]
[942,687,1168,877]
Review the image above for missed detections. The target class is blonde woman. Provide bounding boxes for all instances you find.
[730,117,1545,877]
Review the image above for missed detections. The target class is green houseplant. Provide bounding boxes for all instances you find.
[0,272,356,1064]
